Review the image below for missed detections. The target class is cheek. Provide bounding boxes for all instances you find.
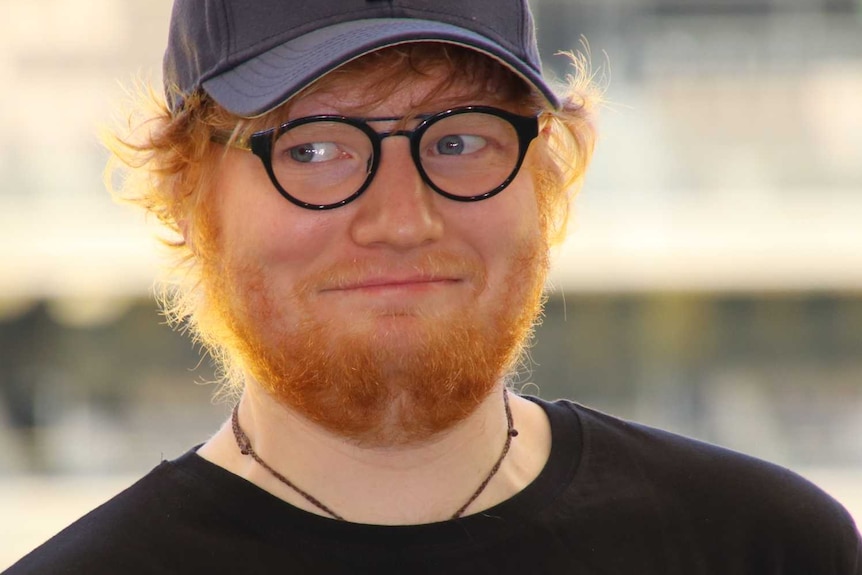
[214,152,342,263]
[455,176,542,279]
[482,176,541,244]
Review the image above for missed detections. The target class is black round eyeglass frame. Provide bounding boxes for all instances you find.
[212,106,540,211]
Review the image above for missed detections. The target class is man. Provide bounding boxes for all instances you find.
[6,0,861,573]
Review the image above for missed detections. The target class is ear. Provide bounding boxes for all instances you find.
[535,116,554,148]
[178,218,197,255]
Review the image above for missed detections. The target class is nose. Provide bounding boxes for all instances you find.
[349,139,444,250]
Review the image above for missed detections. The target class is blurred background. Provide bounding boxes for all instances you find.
[1,0,860,567]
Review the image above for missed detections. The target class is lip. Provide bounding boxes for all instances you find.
[321,276,461,294]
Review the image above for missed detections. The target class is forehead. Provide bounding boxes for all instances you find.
[289,68,484,119]
[243,44,533,127]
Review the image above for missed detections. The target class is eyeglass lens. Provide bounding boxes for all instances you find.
[267,111,523,207]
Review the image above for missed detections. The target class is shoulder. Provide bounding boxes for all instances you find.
[568,400,837,502]
[4,450,217,575]
[548,399,862,573]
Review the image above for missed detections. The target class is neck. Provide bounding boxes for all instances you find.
[198,382,552,524]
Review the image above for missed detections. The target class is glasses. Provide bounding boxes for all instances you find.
[213,106,540,210]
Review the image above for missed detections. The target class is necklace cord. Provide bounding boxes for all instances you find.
[231,388,518,522]
[231,408,345,520]
[450,388,518,519]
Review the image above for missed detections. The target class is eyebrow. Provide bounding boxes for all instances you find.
[291,112,436,123]
[354,114,402,123]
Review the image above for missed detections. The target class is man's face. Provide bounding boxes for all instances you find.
[201,63,550,446]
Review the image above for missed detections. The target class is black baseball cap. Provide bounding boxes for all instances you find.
[163,0,560,118]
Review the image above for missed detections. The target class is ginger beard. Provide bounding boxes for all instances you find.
[196,182,553,447]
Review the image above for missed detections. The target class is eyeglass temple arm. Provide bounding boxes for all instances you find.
[210,130,252,151]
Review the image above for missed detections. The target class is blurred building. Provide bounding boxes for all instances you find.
[0,0,860,477]
[1,0,861,567]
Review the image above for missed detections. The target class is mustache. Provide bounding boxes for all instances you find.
[296,251,487,293]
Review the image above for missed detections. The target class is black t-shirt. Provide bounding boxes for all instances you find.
[6,398,861,574]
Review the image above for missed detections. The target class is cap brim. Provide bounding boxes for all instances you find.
[202,18,559,118]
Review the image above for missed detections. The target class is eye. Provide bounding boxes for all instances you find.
[433,134,487,156]
[287,142,344,163]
